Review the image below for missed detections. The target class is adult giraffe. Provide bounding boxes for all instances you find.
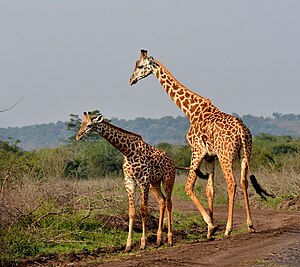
[129,50,273,239]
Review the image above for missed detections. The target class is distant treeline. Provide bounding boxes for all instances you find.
[0,112,300,150]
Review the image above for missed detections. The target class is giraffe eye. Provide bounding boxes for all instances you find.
[138,65,143,69]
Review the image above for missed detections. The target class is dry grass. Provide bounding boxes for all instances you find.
[0,176,128,230]
[2,155,298,232]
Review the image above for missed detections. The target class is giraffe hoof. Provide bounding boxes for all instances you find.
[140,237,147,250]
[207,225,218,239]
[125,245,132,253]
[155,240,163,248]
[224,230,232,237]
[248,226,256,233]
[168,233,173,246]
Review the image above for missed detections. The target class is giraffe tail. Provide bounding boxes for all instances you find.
[249,174,275,201]
[175,167,208,180]
[240,127,275,200]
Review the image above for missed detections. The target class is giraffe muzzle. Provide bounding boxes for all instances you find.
[76,134,82,141]
[129,77,137,86]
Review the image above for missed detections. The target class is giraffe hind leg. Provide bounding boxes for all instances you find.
[163,171,175,246]
[205,158,216,222]
[150,182,166,247]
[139,184,150,250]
[220,162,236,237]
[241,159,255,233]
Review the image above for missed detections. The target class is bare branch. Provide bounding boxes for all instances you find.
[33,210,66,226]
[0,96,25,112]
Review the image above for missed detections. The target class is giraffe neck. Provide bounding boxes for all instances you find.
[95,121,142,157]
[153,60,217,120]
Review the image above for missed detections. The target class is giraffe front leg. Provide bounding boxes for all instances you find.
[205,158,216,221]
[139,184,150,250]
[150,183,166,247]
[185,151,218,239]
[124,177,136,252]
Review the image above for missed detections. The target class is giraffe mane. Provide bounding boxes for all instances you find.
[154,59,203,98]
[101,120,143,140]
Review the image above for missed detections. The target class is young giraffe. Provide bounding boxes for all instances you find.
[76,112,176,252]
[130,50,274,239]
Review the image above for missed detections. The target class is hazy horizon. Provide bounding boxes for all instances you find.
[1,1,299,128]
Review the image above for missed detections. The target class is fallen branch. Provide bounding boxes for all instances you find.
[33,210,67,227]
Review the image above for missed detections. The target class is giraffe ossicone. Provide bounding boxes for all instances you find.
[130,50,274,239]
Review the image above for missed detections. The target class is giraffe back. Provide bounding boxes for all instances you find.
[123,141,176,187]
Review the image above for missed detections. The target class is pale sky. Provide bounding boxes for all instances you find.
[1,0,299,128]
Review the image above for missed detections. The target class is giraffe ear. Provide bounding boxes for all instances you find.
[93,115,104,124]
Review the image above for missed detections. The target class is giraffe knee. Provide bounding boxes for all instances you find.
[241,178,248,191]
[129,209,135,220]
[227,181,237,194]
[185,184,193,196]
[140,205,148,218]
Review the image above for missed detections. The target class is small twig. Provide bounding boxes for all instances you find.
[0,96,25,112]
[42,239,86,244]
[9,202,44,230]
[33,210,67,227]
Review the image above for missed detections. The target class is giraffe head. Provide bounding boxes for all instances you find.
[129,49,158,85]
[76,112,104,140]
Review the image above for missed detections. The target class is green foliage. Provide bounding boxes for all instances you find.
[66,113,82,142]
[0,140,42,186]
[251,134,300,170]
[0,227,44,263]
[35,147,71,178]
[0,138,21,152]
[157,143,191,168]
[73,141,123,178]
[62,140,123,179]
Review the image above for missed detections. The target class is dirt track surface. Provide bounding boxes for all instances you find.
[98,207,300,267]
